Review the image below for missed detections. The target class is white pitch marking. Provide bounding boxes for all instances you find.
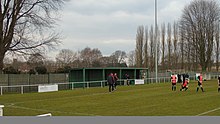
[196,107,220,116]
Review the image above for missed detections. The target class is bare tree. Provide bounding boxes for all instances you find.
[143,26,149,68]
[161,23,166,70]
[135,26,144,67]
[0,0,66,73]
[179,0,220,71]
[44,59,56,73]
[173,21,178,69]
[215,22,220,71]
[179,21,186,70]
[167,23,172,68]
[149,25,154,70]
[80,47,102,67]
[156,26,161,70]
[111,50,127,64]
[99,56,114,67]
[27,53,45,70]
[128,50,135,67]
[56,49,77,66]
[80,47,92,67]
[3,57,13,65]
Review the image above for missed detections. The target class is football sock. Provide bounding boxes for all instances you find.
[201,87,204,92]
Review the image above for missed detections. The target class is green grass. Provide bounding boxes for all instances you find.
[0,80,220,116]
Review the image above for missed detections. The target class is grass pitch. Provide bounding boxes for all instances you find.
[0,80,220,116]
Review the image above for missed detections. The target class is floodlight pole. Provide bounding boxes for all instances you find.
[155,0,158,83]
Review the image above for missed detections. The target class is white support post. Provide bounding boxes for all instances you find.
[0,105,4,116]
[21,86,24,94]
[72,83,74,90]
[0,86,2,95]
[101,81,103,88]
[87,82,89,89]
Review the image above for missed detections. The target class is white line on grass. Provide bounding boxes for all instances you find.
[8,104,99,116]
[4,85,168,116]
[6,86,165,105]
[196,107,220,116]
[3,88,152,116]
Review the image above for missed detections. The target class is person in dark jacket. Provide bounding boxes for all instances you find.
[177,74,182,83]
[125,74,130,86]
[107,73,114,92]
[114,73,119,90]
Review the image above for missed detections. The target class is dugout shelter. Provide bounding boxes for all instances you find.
[69,67,148,83]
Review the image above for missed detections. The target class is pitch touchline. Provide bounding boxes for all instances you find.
[8,104,99,116]
[196,107,220,116]
[4,87,169,116]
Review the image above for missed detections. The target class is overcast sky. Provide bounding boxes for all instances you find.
[48,0,191,59]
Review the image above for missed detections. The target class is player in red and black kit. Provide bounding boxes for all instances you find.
[218,75,220,92]
[196,75,204,92]
[180,78,189,91]
[171,74,177,91]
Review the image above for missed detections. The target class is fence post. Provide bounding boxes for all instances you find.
[72,83,74,90]
[7,74,9,86]
[21,86,23,94]
[0,86,2,95]
[48,73,50,84]
[101,81,103,88]
[28,74,30,85]
[87,82,89,89]
[0,105,4,116]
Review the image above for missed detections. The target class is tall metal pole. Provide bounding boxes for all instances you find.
[155,0,158,82]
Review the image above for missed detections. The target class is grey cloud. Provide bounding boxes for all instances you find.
[65,0,156,15]
[52,0,191,58]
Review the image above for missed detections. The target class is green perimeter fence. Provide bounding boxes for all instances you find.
[0,74,69,86]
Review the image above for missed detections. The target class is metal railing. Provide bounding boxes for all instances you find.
[0,75,218,95]
[0,78,161,95]
[0,81,109,95]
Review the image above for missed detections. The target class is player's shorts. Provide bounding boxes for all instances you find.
[172,83,176,85]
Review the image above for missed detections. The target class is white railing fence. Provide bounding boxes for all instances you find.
[0,75,218,95]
